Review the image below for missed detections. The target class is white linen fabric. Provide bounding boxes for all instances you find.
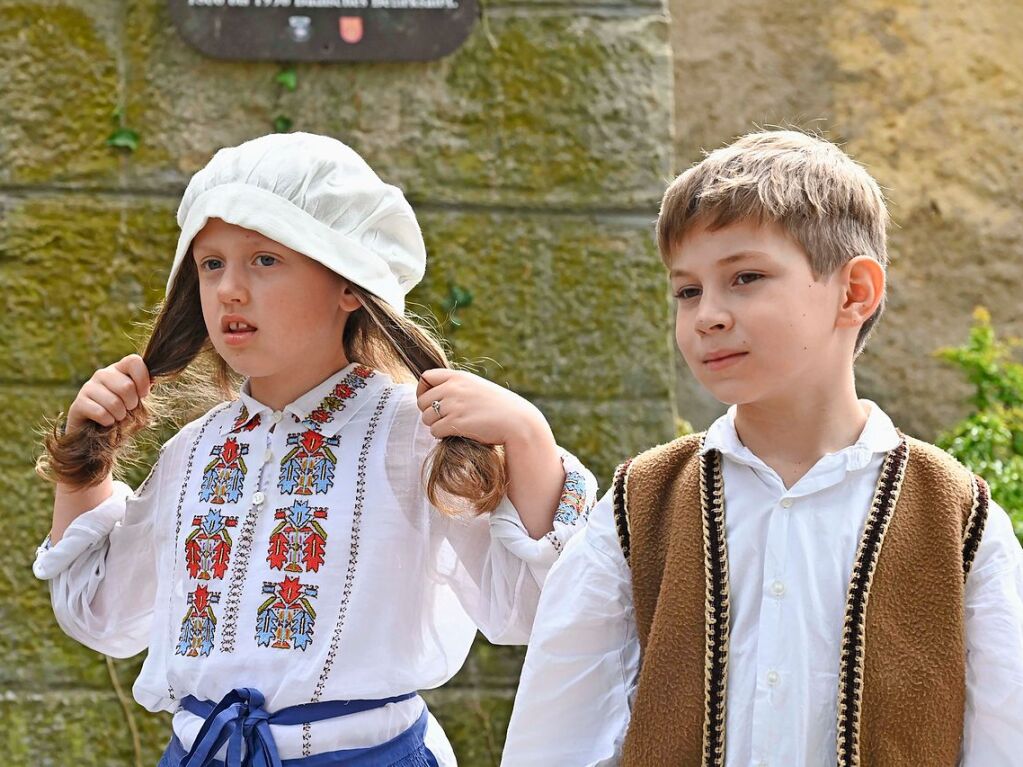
[170,132,425,312]
[34,363,596,763]
[502,401,1023,767]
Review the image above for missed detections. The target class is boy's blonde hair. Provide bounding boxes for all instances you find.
[657,130,889,354]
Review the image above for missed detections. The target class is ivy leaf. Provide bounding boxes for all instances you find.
[273,115,293,133]
[106,128,139,152]
[276,67,298,91]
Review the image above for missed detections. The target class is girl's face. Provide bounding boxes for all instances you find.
[192,218,361,408]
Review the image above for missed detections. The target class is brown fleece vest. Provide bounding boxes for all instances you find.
[612,433,989,767]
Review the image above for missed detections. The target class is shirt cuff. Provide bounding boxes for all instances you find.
[488,448,598,575]
[32,481,134,581]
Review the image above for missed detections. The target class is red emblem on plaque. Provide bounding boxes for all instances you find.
[339,16,363,44]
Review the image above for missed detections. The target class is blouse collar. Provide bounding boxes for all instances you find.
[219,362,386,437]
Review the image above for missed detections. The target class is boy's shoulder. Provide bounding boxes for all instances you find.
[621,432,706,479]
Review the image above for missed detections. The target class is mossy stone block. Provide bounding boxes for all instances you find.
[0,5,120,185]
[0,195,174,384]
[412,210,673,403]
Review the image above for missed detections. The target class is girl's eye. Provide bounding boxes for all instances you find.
[200,258,223,271]
[675,286,701,301]
[735,272,763,286]
[256,254,278,267]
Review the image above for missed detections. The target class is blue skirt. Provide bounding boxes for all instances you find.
[157,688,438,767]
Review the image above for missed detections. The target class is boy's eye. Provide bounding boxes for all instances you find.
[256,254,278,267]
[735,272,763,286]
[675,286,701,300]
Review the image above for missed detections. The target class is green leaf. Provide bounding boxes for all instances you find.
[275,67,298,91]
[273,115,293,133]
[106,127,139,152]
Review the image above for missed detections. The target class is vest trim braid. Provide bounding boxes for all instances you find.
[701,446,729,767]
[962,475,990,580]
[836,437,909,767]
[613,459,634,564]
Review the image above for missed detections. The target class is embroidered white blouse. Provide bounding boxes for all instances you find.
[33,363,596,763]
[502,402,1023,767]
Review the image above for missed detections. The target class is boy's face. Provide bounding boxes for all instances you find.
[192,218,356,399]
[669,219,848,407]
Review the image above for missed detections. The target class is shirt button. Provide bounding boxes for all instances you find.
[252,491,266,506]
[780,498,793,508]
[263,449,273,463]
[757,761,768,767]
[271,410,283,424]
[766,670,780,686]
[771,580,785,597]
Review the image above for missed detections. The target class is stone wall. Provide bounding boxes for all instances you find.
[0,1,674,763]
[670,0,1023,436]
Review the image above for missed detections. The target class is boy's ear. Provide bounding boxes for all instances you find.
[836,256,885,330]
[338,280,363,313]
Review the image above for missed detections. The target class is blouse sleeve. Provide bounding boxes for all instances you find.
[32,440,174,658]
[960,498,1023,766]
[501,488,639,766]
[385,388,598,645]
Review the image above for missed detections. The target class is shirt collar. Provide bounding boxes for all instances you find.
[701,399,901,491]
[218,362,385,437]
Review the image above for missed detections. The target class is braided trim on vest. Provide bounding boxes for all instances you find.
[612,459,633,563]
[701,446,729,767]
[836,437,909,767]
[962,475,990,581]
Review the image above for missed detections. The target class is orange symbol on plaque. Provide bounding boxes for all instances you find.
[339,17,364,44]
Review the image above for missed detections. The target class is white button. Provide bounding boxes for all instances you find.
[766,670,780,686]
[771,580,785,597]
[780,498,793,508]
[252,491,266,506]
[271,410,283,423]
[264,449,273,463]
[757,761,768,767]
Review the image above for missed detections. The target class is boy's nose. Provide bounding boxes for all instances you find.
[694,303,733,334]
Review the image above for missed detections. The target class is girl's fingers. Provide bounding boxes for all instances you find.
[76,396,120,428]
[420,368,455,390]
[416,381,453,414]
[85,384,130,422]
[115,354,152,399]
[94,369,140,413]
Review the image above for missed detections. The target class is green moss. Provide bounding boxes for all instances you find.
[0,196,175,383]
[0,5,119,184]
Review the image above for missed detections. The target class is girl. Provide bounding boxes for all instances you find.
[33,132,596,766]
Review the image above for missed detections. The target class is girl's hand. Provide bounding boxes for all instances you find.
[66,354,152,433]
[416,369,550,447]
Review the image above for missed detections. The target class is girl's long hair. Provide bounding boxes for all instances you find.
[37,256,507,515]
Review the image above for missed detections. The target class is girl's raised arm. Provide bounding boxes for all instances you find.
[47,353,152,543]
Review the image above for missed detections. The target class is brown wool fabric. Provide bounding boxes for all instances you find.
[616,433,987,767]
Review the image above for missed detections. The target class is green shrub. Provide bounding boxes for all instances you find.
[935,307,1023,545]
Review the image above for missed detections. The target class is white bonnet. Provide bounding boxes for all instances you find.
[169,132,426,312]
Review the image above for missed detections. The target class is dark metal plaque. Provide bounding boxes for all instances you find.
[168,0,478,62]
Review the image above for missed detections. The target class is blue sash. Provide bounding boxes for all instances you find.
[163,687,436,767]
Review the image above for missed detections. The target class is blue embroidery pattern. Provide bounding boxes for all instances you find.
[554,470,590,525]
[278,430,340,496]
[255,577,319,651]
[176,586,220,657]
[199,438,249,504]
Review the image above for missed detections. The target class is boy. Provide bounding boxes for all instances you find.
[501,131,1023,766]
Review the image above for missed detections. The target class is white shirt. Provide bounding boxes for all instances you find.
[502,402,1023,767]
[34,363,597,763]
